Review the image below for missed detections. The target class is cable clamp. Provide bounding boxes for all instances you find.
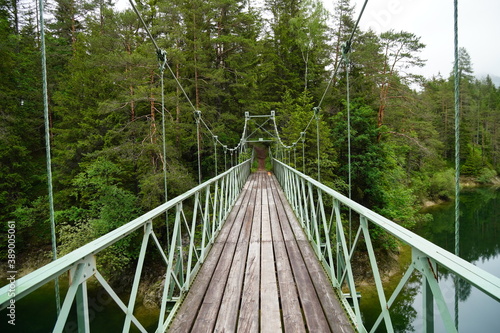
[194,110,201,123]
[342,41,351,56]
[157,49,167,70]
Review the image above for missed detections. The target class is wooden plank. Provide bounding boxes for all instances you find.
[271,175,355,333]
[269,176,332,332]
[297,240,355,333]
[260,173,282,332]
[168,176,256,332]
[267,173,306,333]
[170,173,354,333]
[190,174,259,332]
[171,174,257,332]
[237,173,263,332]
[213,173,259,331]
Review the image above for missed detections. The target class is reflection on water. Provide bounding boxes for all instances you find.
[0,277,160,332]
[361,187,500,332]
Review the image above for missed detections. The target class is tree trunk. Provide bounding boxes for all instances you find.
[130,85,135,121]
[12,0,19,35]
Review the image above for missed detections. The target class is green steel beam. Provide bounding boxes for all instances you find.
[0,158,252,333]
[0,159,252,311]
[272,159,500,302]
[272,158,500,333]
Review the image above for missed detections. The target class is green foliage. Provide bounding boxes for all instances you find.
[1,0,499,270]
[461,144,485,176]
[477,168,497,184]
[427,169,455,201]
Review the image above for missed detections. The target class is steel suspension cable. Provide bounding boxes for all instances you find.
[301,132,306,173]
[453,0,461,261]
[158,50,170,249]
[128,0,197,112]
[214,136,218,176]
[343,46,353,250]
[39,0,60,314]
[195,111,202,184]
[315,107,321,181]
[453,0,461,330]
[129,0,250,176]
[317,0,370,109]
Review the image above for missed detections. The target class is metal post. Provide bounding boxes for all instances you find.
[123,222,152,332]
[423,276,435,333]
[76,281,90,332]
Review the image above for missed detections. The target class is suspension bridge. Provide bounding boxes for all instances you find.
[1,145,500,332]
[1,0,500,332]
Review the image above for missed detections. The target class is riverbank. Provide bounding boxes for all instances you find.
[422,175,500,208]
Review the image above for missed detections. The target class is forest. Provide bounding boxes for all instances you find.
[1,0,499,271]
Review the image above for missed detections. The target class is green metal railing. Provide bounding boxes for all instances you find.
[0,158,252,332]
[272,158,500,333]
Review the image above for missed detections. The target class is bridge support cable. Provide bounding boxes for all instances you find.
[214,136,218,176]
[38,0,61,315]
[313,107,321,182]
[195,111,202,184]
[342,43,353,251]
[453,0,461,330]
[317,0,370,109]
[301,132,306,173]
[157,49,170,250]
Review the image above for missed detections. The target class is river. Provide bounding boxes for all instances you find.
[0,277,160,332]
[2,188,498,332]
[360,187,500,332]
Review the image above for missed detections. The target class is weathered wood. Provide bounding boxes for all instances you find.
[269,176,332,332]
[190,175,259,332]
[271,175,354,333]
[168,177,255,332]
[213,174,258,331]
[260,172,282,332]
[267,174,306,333]
[169,172,354,333]
[237,174,263,332]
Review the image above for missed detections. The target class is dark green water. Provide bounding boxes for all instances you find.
[0,277,160,332]
[360,187,500,332]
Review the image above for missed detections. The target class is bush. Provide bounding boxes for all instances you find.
[427,169,454,200]
[477,168,497,184]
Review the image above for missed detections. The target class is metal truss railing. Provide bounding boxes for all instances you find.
[272,158,500,333]
[0,158,252,333]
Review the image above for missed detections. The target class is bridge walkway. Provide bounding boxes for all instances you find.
[168,171,354,332]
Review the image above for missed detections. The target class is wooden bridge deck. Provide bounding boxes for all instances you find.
[168,171,354,332]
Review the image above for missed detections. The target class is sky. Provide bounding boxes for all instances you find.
[346,0,500,83]
[116,0,500,85]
